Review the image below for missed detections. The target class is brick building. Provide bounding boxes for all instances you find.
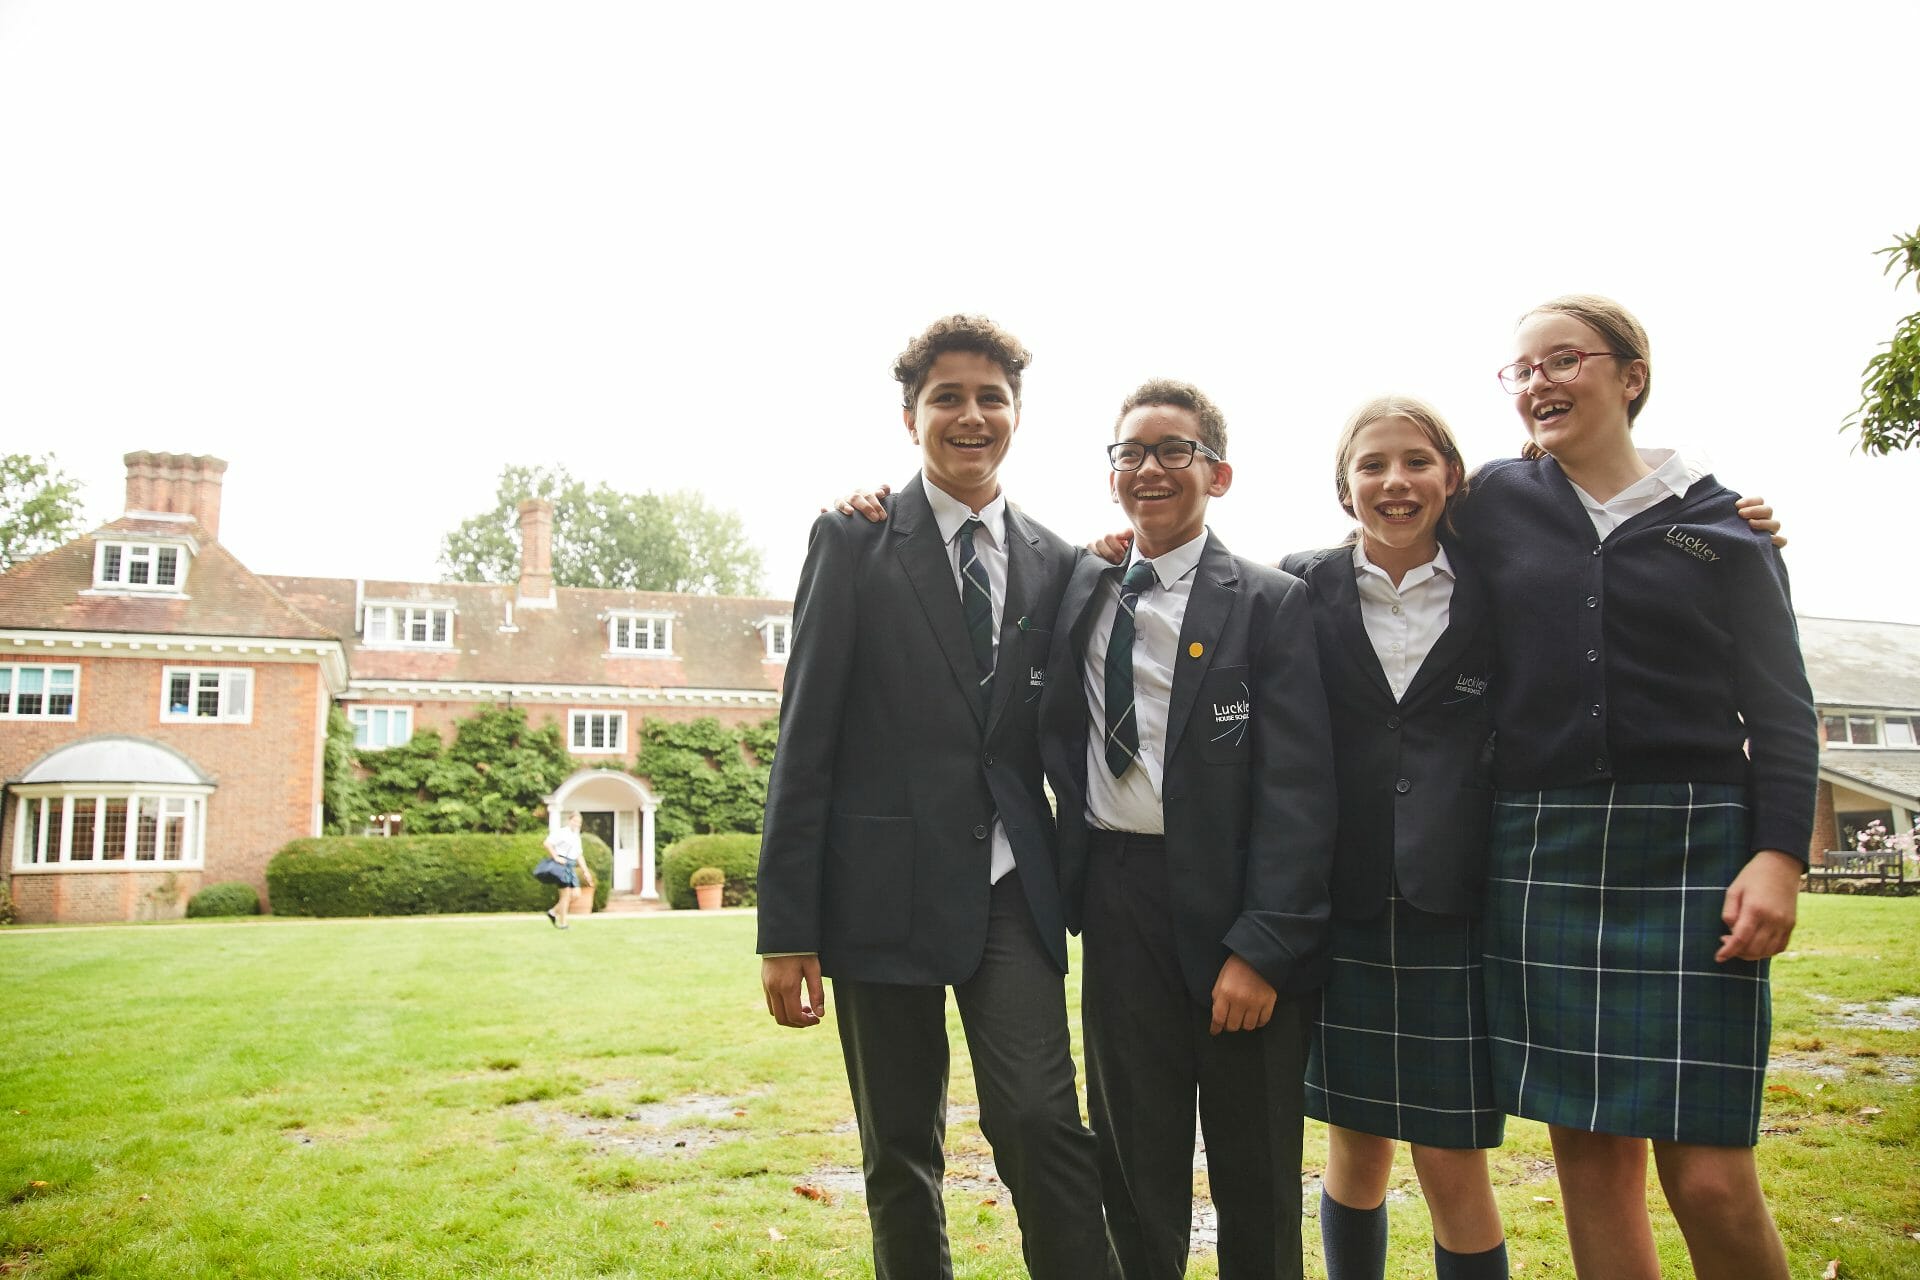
[1800,615,1920,859]
[2,453,789,923]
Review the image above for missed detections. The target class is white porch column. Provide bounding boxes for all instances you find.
[640,802,658,899]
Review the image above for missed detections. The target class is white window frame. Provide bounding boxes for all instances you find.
[0,663,80,720]
[568,709,627,755]
[348,704,415,749]
[93,540,187,592]
[362,603,456,649]
[1821,708,1920,749]
[161,666,253,724]
[763,618,793,660]
[609,612,674,656]
[11,787,209,870]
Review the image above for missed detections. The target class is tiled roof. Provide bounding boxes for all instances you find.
[1798,616,1920,712]
[1820,749,1920,804]
[262,577,792,694]
[0,519,336,642]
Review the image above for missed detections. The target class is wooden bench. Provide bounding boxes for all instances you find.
[1804,851,1911,894]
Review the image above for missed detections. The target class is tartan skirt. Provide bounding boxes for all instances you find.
[1304,896,1504,1149]
[1482,782,1770,1147]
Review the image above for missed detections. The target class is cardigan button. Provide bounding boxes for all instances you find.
[972,824,988,840]
[1586,596,1597,608]
[983,752,995,767]
[1386,715,1401,730]
[1592,544,1602,556]
[1395,778,1411,794]
[1586,650,1598,661]
[1591,704,1602,717]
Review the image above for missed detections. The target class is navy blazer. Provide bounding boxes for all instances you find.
[1041,533,1337,1004]
[1279,544,1494,921]
[756,476,1074,986]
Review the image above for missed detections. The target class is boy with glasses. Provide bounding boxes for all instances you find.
[757,315,1112,1280]
[1042,379,1336,1279]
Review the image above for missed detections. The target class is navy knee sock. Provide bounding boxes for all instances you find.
[1319,1186,1388,1280]
[1435,1236,1509,1279]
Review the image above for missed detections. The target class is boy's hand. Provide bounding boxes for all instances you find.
[1716,850,1801,962]
[1088,528,1134,564]
[826,484,891,521]
[1735,494,1785,548]
[1209,954,1277,1034]
[762,954,827,1027]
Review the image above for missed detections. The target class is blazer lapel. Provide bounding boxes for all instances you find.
[1060,548,1111,657]
[1403,549,1483,702]
[892,476,985,725]
[984,507,1045,732]
[1166,534,1238,757]
[1314,552,1393,702]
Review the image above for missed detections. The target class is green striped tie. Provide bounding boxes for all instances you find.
[956,517,994,703]
[1103,560,1157,778]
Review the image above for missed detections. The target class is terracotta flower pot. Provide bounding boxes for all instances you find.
[694,882,723,910]
[570,884,596,915]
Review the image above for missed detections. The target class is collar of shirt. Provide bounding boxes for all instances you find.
[1570,446,1709,523]
[922,474,1007,549]
[1351,539,1453,592]
[1127,527,1208,588]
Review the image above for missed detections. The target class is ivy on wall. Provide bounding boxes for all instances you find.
[635,716,778,848]
[350,705,573,835]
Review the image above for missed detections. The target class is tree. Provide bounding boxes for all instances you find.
[438,465,765,594]
[1846,223,1920,456]
[0,453,85,572]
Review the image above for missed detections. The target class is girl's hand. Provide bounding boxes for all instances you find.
[1088,528,1133,564]
[1716,849,1801,962]
[827,484,891,521]
[1734,494,1785,548]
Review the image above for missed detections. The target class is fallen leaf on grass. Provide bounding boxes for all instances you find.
[978,1197,997,1207]
[794,1183,834,1205]
[1832,1216,1846,1224]
[137,1194,150,1202]
[653,1220,667,1228]
[1823,1261,1839,1280]
[767,1227,785,1243]
[1531,1196,1555,1205]
[974,1244,990,1254]
[1858,1106,1884,1117]
[734,1109,747,1117]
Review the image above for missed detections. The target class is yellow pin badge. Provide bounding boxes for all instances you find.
[1188,642,1204,658]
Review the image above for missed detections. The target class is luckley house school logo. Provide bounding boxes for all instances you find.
[1211,681,1251,748]
[1663,526,1721,564]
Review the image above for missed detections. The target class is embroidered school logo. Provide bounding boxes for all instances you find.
[1211,681,1251,748]
[1028,665,1046,688]
[1663,526,1720,563]
[1453,674,1488,698]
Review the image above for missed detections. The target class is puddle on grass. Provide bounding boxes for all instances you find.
[1831,996,1920,1032]
[509,1087,765,1158]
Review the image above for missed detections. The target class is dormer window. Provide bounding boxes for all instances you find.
[609,612,674,655]
[762,617,793,660]
[94,541,187,592]
[363,603,455,648]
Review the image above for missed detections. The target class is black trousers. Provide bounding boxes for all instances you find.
[834,870,1114,1280]
[1082,833,1310,1280]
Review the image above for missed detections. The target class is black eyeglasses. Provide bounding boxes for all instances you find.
[1496,350,1627,394]
[1106,439,1223,472]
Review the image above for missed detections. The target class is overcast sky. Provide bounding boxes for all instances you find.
[4,2,1918,622]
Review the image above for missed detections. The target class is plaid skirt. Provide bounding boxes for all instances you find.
[1482,782,1770,1147]
[1304,896,1504,1149]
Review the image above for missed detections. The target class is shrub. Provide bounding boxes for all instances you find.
[660,833,759,910]
[267,833,612,917]
[689,866,725,888]
[186,881,261,918]
[0,889,16,927]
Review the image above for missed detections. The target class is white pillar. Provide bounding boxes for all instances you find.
[640,803,658,899]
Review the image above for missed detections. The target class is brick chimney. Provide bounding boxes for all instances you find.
[124,452,228,540]
[517,498,556,606]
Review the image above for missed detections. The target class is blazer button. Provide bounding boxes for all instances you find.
[1386,715,1401,730]
[1593,757,1607,772]
[1395,778,1411,794]
[1586,650,1598,661]
[972,824,988,840]
[1592,544,1602,556]
[983,752,996,767]
[1586,596,1597,608]
[1591,704,1602,717]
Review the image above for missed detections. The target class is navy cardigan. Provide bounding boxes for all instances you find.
[1449,456,1817,860]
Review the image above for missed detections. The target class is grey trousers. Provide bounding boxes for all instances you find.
[834,870,1115,1280]
[1082,837,1311,1280]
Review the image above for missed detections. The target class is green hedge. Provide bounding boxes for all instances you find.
[659,833,760,910]
[267,833,611,917]
[186,881,260,918]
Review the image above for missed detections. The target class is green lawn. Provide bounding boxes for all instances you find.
[2,898,1916,1278]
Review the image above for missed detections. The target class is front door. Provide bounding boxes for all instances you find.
[581,811,616,866]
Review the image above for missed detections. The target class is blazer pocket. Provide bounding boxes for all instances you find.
[824,813,915,947]
[1019,627,1052,703]
[1199,664,1252,764]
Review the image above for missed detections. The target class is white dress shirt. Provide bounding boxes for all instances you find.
[921,475,1015,883]
[1353,542,1455,703]
[1567,447,1709,538]
[1081,529,1209,834]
